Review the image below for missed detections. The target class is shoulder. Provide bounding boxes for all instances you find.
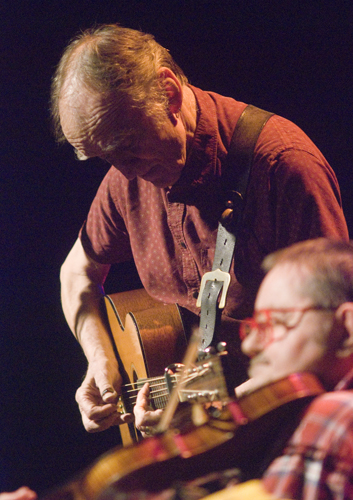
[250,112,340,190]
[306,390,353,418]
[255,113,328,166]
[292,390,353,455]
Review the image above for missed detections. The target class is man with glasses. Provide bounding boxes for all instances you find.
[136,238,353,498]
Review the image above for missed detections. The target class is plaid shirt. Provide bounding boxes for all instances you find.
[262,369,353,499]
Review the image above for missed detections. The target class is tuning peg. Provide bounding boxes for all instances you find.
[197,349,207,361]
[216,342,227,353]
[204,346,217,357]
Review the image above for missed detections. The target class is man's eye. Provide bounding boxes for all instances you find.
[258,322,271,331]
[271,317,287,327]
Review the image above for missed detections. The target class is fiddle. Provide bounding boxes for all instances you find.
[43,366,323,500]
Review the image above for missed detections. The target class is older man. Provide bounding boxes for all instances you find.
[52,24,348,433]
[136,238,353,498]
[242,238,353,498]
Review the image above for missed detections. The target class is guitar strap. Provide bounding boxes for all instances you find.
[197,105,274,353]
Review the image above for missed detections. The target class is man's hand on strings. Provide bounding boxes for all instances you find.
[75,359,134,432]
[134,383,163,437]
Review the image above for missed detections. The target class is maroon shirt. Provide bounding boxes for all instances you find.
[80,86,348,320]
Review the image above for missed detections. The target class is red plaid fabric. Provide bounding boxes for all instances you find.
[262,369,353,499]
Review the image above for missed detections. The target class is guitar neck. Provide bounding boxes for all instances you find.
[118,354,231,416]
[119,374,178,414]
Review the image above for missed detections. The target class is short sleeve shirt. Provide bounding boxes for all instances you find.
[80,86,348,318]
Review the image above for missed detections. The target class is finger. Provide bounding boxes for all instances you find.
[139,426,154,438]
[82,409,122,433]
[76,383,118,421]
[135,382,150,409]
[101,387,118,403]
[79,401,118,421]
[138,417,163,438]
[120,412,135,424]
[83,407,135,432]
[94,369,120,403]
[135,408,164,430]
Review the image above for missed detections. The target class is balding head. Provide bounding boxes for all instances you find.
[50,24,188,144]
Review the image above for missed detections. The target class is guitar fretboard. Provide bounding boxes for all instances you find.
[120,375,179,413]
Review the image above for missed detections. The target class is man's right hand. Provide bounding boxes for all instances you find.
[75,360,134,432]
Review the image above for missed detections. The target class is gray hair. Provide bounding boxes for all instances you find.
[50,24,188,143]
[263,238,353,308]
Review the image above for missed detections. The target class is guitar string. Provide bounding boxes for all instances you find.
[121,376,174,392]
[120,372,223,406]
[122,392,170,407]
[122,380,175,403]
[122,382,171,393]
[120,375,175,406]
[121,374,177,386]
[120,364,214,395]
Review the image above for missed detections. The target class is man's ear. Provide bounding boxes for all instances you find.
[335,303,353,357]
[157,67,183,114]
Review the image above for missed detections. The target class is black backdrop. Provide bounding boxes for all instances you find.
[2,0,353,495]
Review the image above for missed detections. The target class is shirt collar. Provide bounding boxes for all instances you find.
[167,86,219,203]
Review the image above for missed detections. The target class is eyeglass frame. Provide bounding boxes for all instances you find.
[239,305,338,347]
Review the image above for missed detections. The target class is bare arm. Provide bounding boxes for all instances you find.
[61,237,113,365]
[60,238,133,431]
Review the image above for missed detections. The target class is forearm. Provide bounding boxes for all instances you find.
[60,239,117,366]
[60,239,133,430]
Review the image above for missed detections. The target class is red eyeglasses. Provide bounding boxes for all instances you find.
[239,305,337,346]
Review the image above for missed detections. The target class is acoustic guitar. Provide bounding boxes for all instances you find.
[104,288,221,446]
[43,370,323,500]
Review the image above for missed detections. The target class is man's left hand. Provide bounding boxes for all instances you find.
[134,383,163,437]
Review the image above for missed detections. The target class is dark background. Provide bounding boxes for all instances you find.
[1,0,353,495]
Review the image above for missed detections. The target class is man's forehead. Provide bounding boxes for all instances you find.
[59,88,115,147]
[256,263,309,308]
[59,92,145,159]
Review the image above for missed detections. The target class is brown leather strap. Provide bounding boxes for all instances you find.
[198,105,274,352]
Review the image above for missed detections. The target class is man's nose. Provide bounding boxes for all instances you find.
[241,329,264,358]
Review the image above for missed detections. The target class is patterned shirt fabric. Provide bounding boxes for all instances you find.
[80,85,348,322]
[262,368,353,499]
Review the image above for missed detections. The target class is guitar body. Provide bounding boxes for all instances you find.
[104,289,188,446]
